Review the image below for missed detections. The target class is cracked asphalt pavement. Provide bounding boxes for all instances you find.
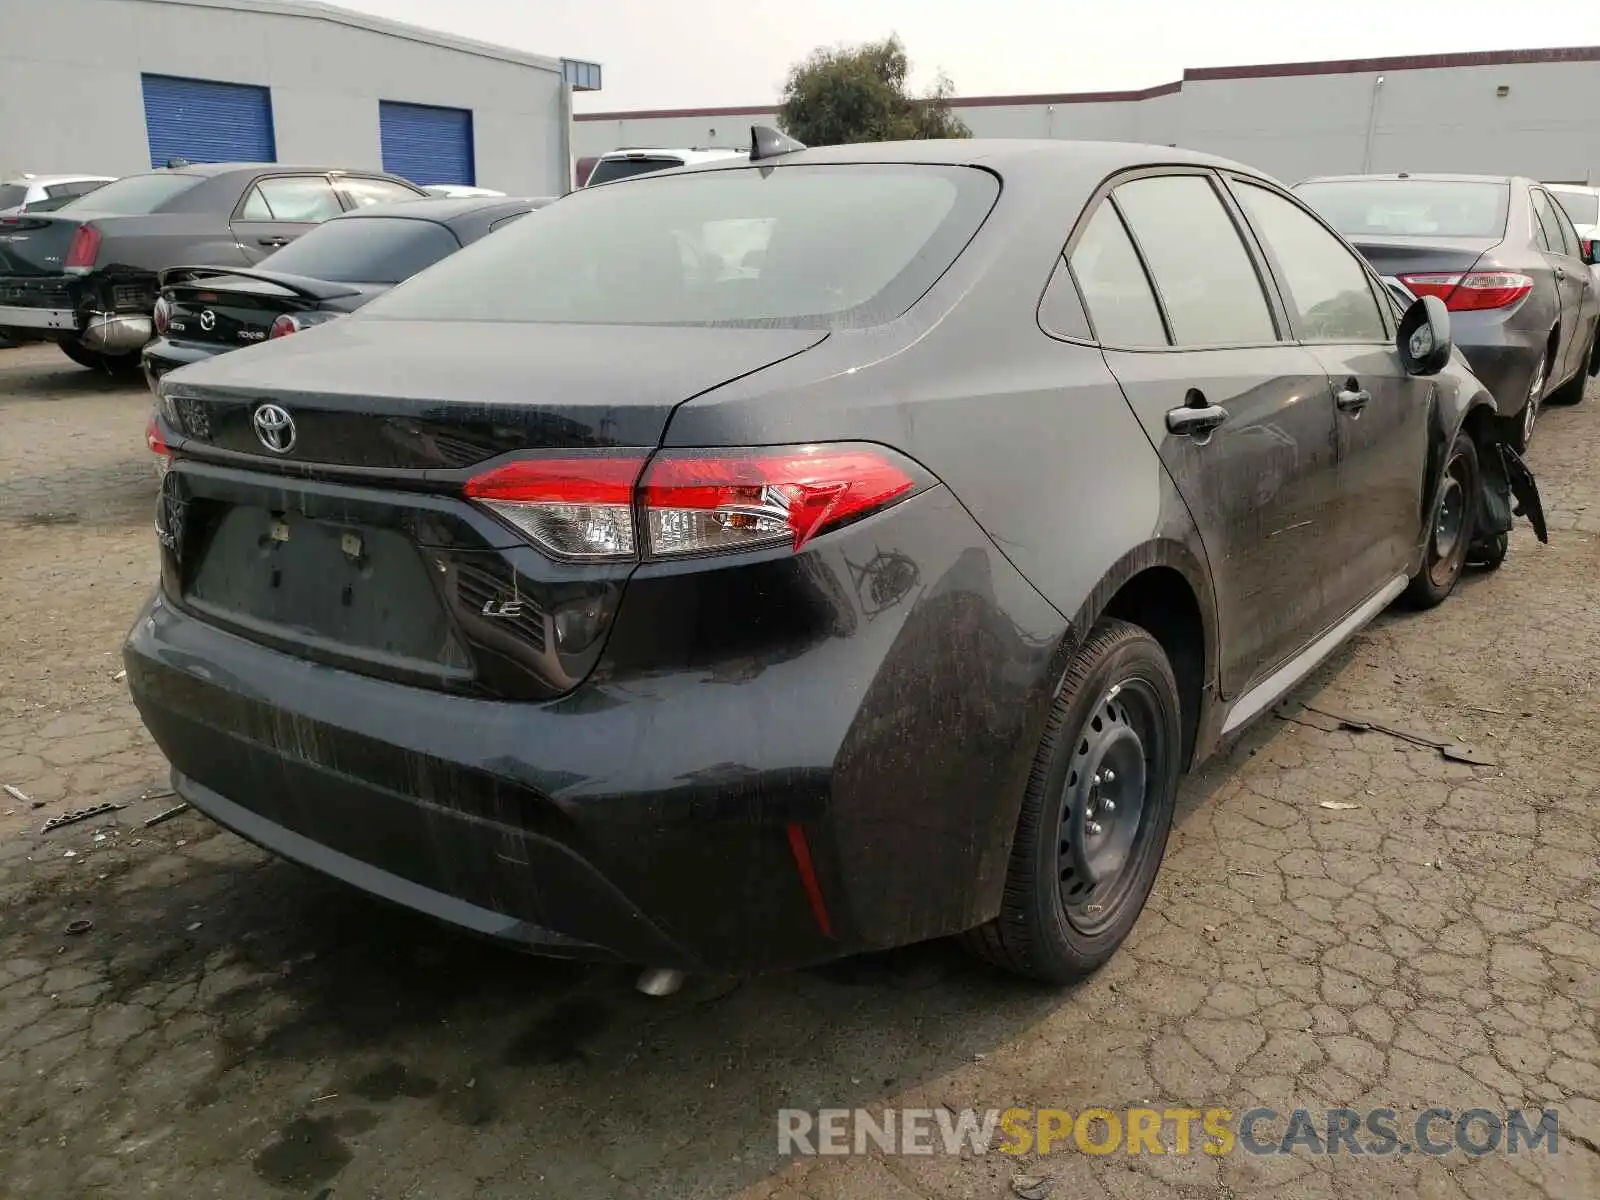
[0,342,1596,1199]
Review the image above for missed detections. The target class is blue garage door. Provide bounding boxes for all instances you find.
[380,101,475,186]
[142,74,276,168]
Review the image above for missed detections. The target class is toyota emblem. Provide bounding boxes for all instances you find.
[252,403,296,454]
[199,309,216,331]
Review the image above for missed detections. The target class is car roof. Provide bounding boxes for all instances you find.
[662,138,1278,185]
[1546,182,1600,194]
[327,196,552,223]
[1299,172,1527,185]
[597,147,746,165]
[146,163,416,181]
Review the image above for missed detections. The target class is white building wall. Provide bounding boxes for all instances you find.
[0,0,572,195]
[574,53,1600,186]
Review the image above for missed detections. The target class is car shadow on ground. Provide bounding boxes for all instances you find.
[0,354,143,401]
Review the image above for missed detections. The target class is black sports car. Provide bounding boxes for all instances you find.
[143,196,549,389]
[0,163,425,371]
[127,131,1546,985]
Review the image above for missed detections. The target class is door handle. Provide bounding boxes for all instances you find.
[258,236,290,247]
[1556,266,1566,282]
[1166,402,1229,436]
[1336,381,1371,413]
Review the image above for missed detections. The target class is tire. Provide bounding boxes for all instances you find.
[1468,531,1508,571]
[1504,346,1551,453]
[1402,434,1480,609]
[58,339,140,375]
[1548,326,1594,405]
[963,618,1181,983]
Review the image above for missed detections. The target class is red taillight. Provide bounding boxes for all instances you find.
[462,445,923,561]
[152,296,171,335]
[464,454,646,559]
[641,446,919,556]
[269,314,298,339]
[146,416,170,457]
[1583,238,1595,261]
[1398,271,1534,312]
[64,225,101,269]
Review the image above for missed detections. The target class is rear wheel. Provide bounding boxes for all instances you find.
[1403,434,1479,609]
[1505,347,1550,453]
[58,338,140,375]
[963,618,1180,983]
[1548,325,1595,405]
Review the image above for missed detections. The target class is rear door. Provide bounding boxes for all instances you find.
[1532,187,1595,383]
[1227,176,1428,617]
[230,175,344,262]
[1074,170,1341,697]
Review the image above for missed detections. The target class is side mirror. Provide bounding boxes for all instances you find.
[1397,295,1452,376]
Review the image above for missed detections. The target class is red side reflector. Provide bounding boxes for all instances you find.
[1398,271,1533,312]
[146,416,170,457]
[785,821,835,939]
[64,225,101,269]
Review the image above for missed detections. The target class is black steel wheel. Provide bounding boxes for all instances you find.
[963,618,1181,983]
[1403,434,1480,609]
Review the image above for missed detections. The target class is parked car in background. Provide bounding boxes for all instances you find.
[129,134,1545,987]
[144,195,551,387]
[580,146,746,188]
[1547,183,1600,263]
[1296,173,1600,449]
[0,173,115,215]
[0,164,426,372]
[422,185,505,199]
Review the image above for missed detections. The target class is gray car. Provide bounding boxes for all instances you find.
[1295,173,1600,450]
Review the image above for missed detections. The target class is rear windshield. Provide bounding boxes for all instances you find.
[365,164,999,328]
[586,156,685,187]
[1295,180,1510,238]
[1551,189,1600,227]
[0,184,27,209]
[59,173,203,215]
[261,216,461,283]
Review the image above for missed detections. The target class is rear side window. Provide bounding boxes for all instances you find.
[1113,175,1276,346]
[1533,190,1581,258]
[59,172,202,214]
[364,164,998,328]
[1530,190,1560,252]
[1233,182,1387,343]
[246,176,343,223]
[1067,203,1166,347]
[336,177,423,209]
[255,216,461,283]
[587,156,685,186]
[0,184,26,209]
[1551,189,1599,227]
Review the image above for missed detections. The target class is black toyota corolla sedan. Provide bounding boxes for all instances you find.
[143,195,549,388]
[126,133,1546,984]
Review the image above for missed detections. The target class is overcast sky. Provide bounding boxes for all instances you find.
[337,0,1594,112]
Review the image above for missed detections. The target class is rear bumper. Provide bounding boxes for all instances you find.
[1452,314,1546,415]
[124,488,1069,972]
[0,303,77,333]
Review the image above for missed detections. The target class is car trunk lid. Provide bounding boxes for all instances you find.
[155,318,828,698]
[0,212,86,277]
[1342,234,1500,280]
[160,317,827,471]
[160,268,375,349]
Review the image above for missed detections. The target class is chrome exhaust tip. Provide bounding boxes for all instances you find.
[635,967,686,997]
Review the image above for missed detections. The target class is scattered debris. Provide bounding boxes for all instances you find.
[41,802,125,834]
[140,788,176,802]
[3,784,31,804]
[1232,870,1264,878]
[143,802,189,828]
[1319,801,1362,811]
[62,850,77,858]
[186,921,202,932]
[1457,705,1506,715]
[175,839,188,848]
[64,919,94,936]
[1273,701,1496,765]
[311,1093,339,1103]
[113,669,127,681]
[1011,1173,1055,1199]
